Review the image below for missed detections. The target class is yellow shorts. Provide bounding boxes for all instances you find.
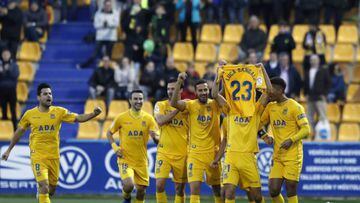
[222,152,261,189]
[155,153,187,183]
[117,160,149,186]
[31,159,59,186]
[187,152,221,185]
[269,159,303,182]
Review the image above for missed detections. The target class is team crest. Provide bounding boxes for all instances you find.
[50,114,55,119]
[282,108,288,115]
[142,121,146,127]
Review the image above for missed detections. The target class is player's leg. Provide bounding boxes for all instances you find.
[222,153,240,203]
[135,184,147,202]
[31,159,50,203]
[211,184,222,203]
[189,181,201,203]
[118,162,135,202]
[174,183,186,203]
[223,184,236,203]
[48,159,60,197]
[133,164,150,203]
[246,191,255,203]
[248,187,264,203]
[269,179,284,203]
[206,160,222,203]
[173,155,187,203]
[285,179,298,203]
[155,155,172,203]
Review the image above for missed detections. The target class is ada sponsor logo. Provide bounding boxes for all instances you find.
[59,146,92,189]
[257,147,273,177]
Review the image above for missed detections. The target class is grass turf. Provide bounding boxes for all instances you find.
[0,196,359,203]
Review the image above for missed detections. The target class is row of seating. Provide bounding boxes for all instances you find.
[84,99,154,120]
[183,24,358,45]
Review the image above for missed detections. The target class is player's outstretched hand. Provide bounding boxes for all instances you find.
[280,139,293,150]
[93,107,102,116]
[263,135,274,145]
[218,59,227,66]
[1,150,10,161]
[210,160,219,169]
[178,72,187,82]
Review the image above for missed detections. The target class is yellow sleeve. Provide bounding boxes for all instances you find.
[154,102,164,116]
[18,111,30,129]
[109,116,121,134]
[184,100,192,112]
[260,104,270,128]
[148,115,158,132]
[255,65,267,90]
[60,107,78,123]
[222,117,228,137]
[290,105,310,142]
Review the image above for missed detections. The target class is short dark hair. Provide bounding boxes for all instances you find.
[167,78,183,89]
[195,79,208,89]
[129,89,143,99]
[37,83,51,96]
[270,77,286,92]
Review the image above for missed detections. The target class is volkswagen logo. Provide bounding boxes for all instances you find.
[257,147,273,177]
[59,146,92,189]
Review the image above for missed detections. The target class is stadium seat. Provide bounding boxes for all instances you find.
[292,25,308,44]
[19,0,29,10]
[330,123,338,141]
[263,44,271,61]
[17,42,41,62]
[337,25,358,44]
[46,5,55,25]
[194,62,207,78]
[77,121,100,139]
[143,101,153,115]
[186,27,200,42]
[2,102,22,120]
[17,82,28,102]
[333,44,355,63]
[174,62,187,72]
[200,24,222,44]
[292,45,305,63]
[173,42,194,62]
[338,123,360,141]
[195,43,217,62]
[0,121,14,140]
[218,43,238,62]
[342,103,360,122]
[268,25,279,43]
[84,99,106,120]
[223,24,244,43]
[346,84,360,102]
[325,45,333,62]
[108,100,129,120]
[352,66,360,83]
[327,103,340,123]
[111,42,124,60]
[39,31,48,44]
[18,62,35,82]
[101,120,117,139]
[259,24,267,33]
[357,47,360,63]
[319,25,336,44]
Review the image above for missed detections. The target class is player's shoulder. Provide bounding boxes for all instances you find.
[266,101,277,108]
[287,99,304,110]
[142,110,154,119]
[155,100,167,108]
[117,110,130,119]
[23,106,38,116]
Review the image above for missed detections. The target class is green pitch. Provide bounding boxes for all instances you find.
[0,196,359,203]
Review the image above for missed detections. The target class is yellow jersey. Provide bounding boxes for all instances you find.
[110,109,158,166]
[184,99,221,154]
[154,100,188,156]
[18,106,78,160]
[226,102,264,153]
[222,116,228,139]
[221,64,266,117]
[261,99,309,161]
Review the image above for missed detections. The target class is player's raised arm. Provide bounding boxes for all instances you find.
[212,63,229,109]
[75,107,102,122]
[170,73,187,111]
[257,63,272,94]
[154,102,179,126]
[1,127,27,161]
